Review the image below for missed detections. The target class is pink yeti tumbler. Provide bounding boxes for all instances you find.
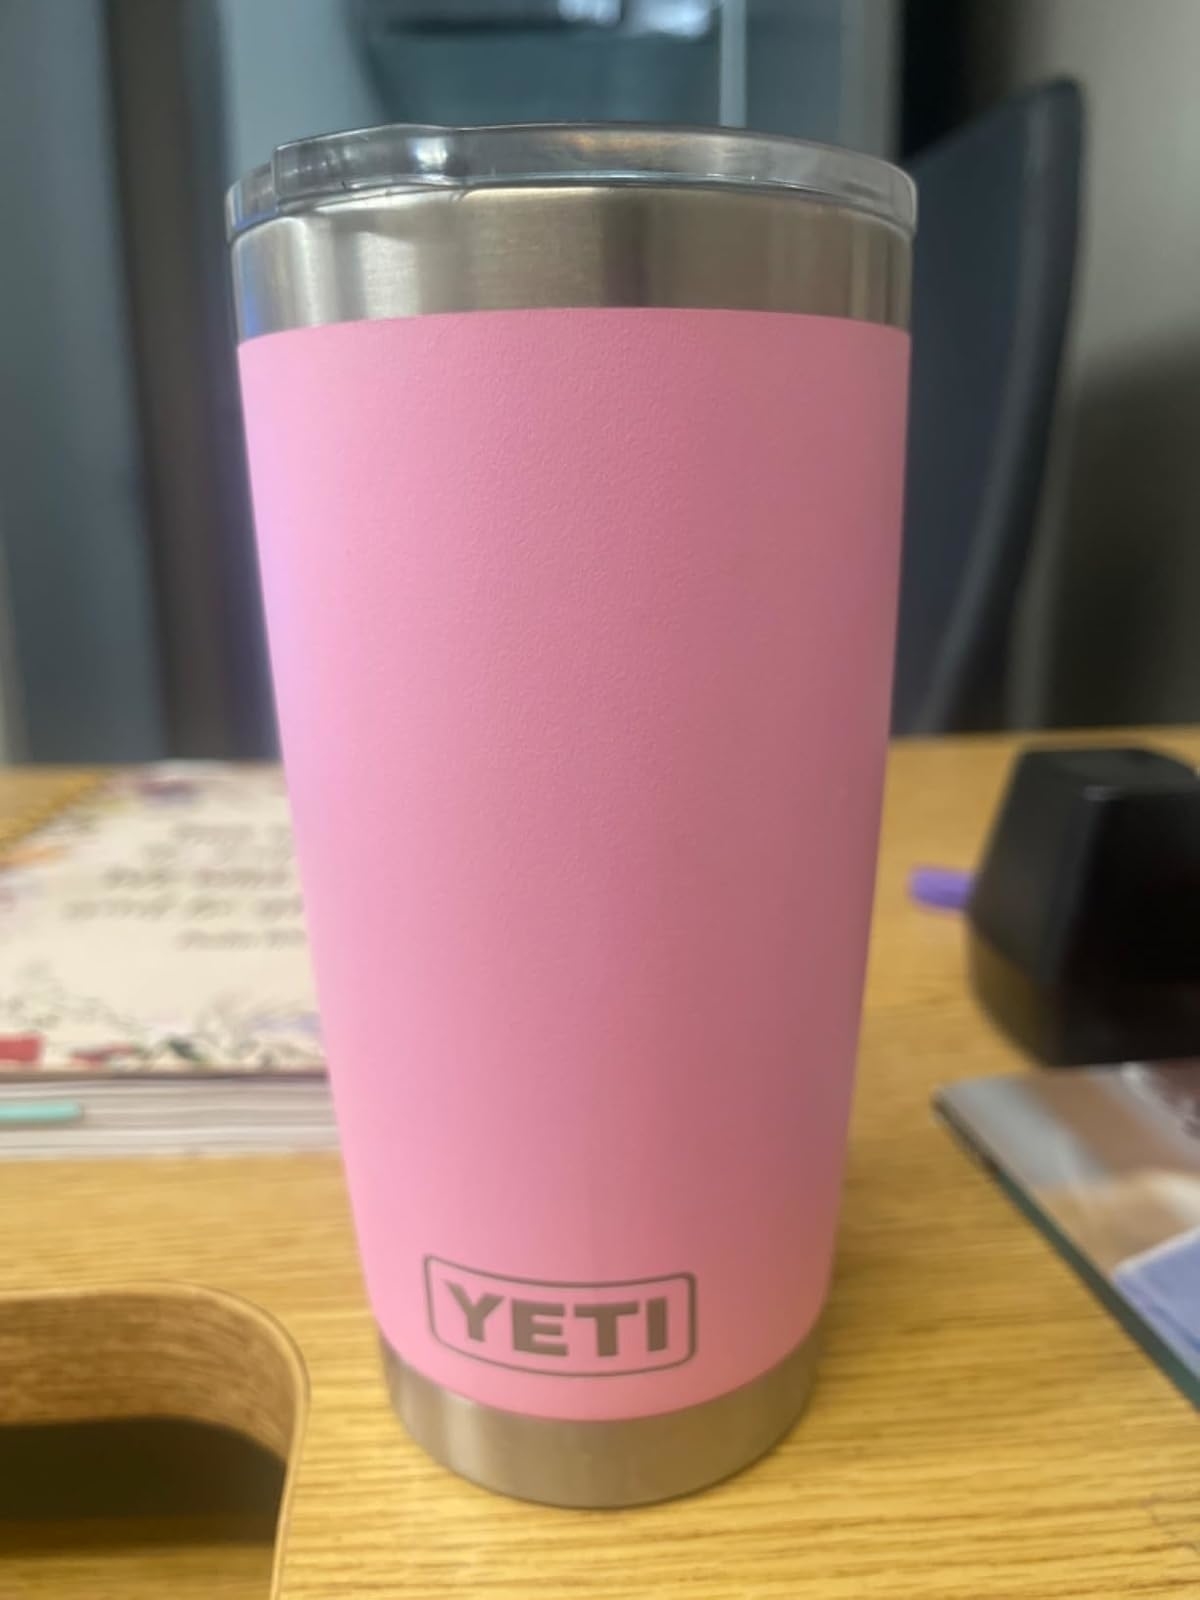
[229,124,914,1506]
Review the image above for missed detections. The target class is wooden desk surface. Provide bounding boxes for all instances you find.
[0,737,1196,1599]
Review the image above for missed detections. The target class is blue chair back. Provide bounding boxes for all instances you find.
[894,78,1083,733]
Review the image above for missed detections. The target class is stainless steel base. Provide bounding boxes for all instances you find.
[382,1330,820,1508]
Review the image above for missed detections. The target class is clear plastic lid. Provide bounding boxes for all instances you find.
[226,122,916,240]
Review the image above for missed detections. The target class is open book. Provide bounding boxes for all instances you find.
[0,764,322,1076]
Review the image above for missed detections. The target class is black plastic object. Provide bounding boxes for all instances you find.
[894,79,1083,733]
[968,747,1200,1065]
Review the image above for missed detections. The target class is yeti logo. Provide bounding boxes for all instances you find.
[424,1258,696,1376]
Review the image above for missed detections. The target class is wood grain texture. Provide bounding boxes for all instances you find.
[0,1516,275,1600]
[0,738,1196,1599]
[0,1285,304,1459]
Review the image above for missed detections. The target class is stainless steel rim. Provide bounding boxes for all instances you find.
[383,1327,820,1508]
[230,183,910,340]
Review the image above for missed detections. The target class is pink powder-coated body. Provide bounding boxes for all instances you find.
[238,306,909,1421]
